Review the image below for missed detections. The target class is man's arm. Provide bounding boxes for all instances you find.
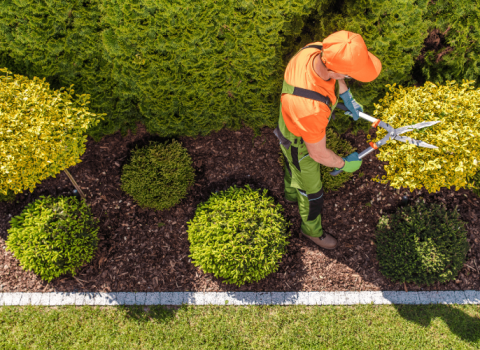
[304,134,345,168]
[304,78,348,168]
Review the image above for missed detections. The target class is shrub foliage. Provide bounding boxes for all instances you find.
[120,140,195,211]
[6,195,100,282]
[187,185,290,286]
[375,199,469,285]
[0,68,105,196]
[371,81,480,193]
[0,0,139,142]
[0,189,16,203]
[420,0,480,86]
[299,0,430,134]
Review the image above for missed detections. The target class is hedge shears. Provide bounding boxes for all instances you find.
[329,103,442,176]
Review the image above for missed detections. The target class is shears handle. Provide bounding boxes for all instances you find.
[329,104,382,176]
[329,146,377,176]
[336,103,379,123]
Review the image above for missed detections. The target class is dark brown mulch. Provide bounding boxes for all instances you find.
[1,122,479,293]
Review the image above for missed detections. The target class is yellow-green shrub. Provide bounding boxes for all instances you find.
[371,81,480,193]
[0,68,105,195]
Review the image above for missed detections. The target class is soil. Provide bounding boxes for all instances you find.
[1,123,479,293]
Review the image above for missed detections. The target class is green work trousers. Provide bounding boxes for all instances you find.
[275,106,326,238]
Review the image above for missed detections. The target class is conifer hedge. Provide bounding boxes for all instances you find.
[313,0,429,110]
[98,0,320,138]
[420,0,480,86]
[2,0,477,142]
[0,0,142,141]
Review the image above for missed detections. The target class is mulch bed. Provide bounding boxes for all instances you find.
[1,123,479,293]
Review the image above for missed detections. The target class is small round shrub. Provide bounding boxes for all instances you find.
[375,199,469,286]
[120,140,195,211]
[6,195,99,282]
[0,189,16,203]
[187,185,290,286]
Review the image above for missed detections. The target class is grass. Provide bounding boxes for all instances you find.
[1,304,479,349]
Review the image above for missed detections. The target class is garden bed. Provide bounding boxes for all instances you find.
[1,123,479,293]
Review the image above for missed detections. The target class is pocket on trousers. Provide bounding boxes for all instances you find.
[299,188,325,221]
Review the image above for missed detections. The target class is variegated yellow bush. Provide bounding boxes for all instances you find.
[371,81,480,193]
[0,68,105,195]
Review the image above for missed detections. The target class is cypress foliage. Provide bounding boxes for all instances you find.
[418,0,480,85]
[98,0,318,138]
[315,0,429,110]
[0,0,142,141]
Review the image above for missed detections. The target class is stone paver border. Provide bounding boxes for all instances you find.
[0,291,479,306]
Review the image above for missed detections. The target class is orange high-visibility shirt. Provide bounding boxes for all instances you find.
[281,42,336,143]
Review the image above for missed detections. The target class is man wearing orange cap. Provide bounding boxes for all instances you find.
[273,31,382,249]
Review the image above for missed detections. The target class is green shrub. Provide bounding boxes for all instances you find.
[375,199,469,286]
[0,68,104,196]
[328,109,371,137]
[6,195,99,282]
[120,140,195,211]
[97,0,320,139]
[419,0,480,86]
[0,0,136,142]
[0,189,16,203]
[187,185,290,286]
[371,81,480,193]
[288,0,429,135]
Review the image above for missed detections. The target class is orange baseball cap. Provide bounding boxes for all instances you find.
[321,31,382,83]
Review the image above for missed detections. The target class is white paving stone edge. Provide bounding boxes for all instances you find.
[0,291,479,306]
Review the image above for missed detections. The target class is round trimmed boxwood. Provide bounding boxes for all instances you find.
[120,140,195,211]
[187,185,291,286]
[6,195,99,282]
[375,199,469,286]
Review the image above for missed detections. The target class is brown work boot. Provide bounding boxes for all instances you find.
[300,229,338,250]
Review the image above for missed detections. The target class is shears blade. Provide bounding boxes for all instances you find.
[395,120,442,135]
[394,135,439,149]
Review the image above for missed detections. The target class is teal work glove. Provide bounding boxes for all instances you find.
[335,152,362,173]
[339,89,363,121]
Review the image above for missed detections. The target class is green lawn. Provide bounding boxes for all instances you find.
[1,304,479,349]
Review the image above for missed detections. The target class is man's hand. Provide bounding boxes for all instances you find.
[340,89,363,121]
[334,152,362,173]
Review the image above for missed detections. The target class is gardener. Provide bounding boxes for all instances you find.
[274,30,382,249]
